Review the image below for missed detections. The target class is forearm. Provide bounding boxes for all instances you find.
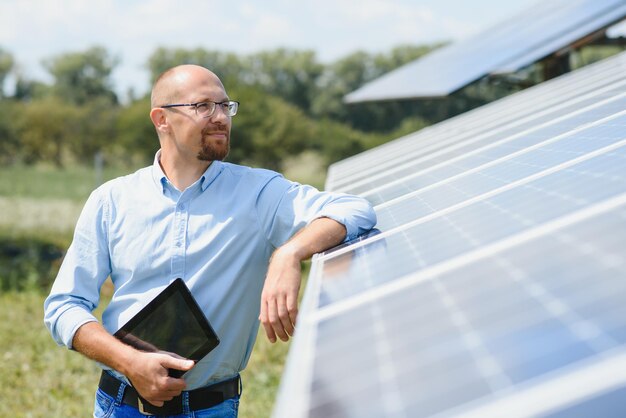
[72,321,139,376]
[276,217,347,261]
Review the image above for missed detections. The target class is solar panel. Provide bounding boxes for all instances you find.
[330,48,626,190]
[273,50,626,418]
[344,0,626,102]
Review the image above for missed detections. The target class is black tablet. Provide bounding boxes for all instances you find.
[114,278,220,376]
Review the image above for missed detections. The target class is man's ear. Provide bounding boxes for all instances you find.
[150,108,169,134]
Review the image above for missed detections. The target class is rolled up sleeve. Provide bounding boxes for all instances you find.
[256,174,377,248]
[314,193,377,241]
[43,188,112,349]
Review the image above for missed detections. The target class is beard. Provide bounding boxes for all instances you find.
[197,130,230,161]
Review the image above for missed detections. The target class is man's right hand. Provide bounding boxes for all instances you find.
[126,352,195,406]
[71,322,195,407]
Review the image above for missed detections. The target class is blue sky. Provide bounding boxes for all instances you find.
[0,0,543,98]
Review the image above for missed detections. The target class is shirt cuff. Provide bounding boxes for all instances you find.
[55,305,99,349]
[315,208,376,242]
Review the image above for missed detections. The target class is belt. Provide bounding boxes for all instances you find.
[98,370,240,416]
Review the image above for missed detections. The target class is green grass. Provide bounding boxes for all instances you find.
[0,164,133,237]
[0,292,102,417]
[282,151,327,190]
[0,164,133,201]
[0,157,328,202]
[239,330,291,417]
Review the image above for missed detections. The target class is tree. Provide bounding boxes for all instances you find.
[312,44,443,131]
[147,48,246,87]
[13,76,52,101]
[311,50,372,121]
[0,100,19,164]
[245,49,323,111]
[0,47,14,98]
[374,44,443,74]
[116,97,159,164]
[227,84,311,170]
[43,46,119,105]
[71,98,119,161]
[147,47,324,112]
[14,98,81,166]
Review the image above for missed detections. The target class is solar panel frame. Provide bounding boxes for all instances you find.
[343,0,626,103]
[493,3,626,74]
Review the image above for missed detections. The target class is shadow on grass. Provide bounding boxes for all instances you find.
[0,235,65,292]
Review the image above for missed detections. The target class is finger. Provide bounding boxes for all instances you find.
[160,387,184,398]
[277,294,295,337]
[150,393,175,402]
[262,319,277,343]
[145,381,185,401]
[268,296,289,342]
[260,298,277,343]
[161,355,195,372]
[145,399,165,407]
[164,376,188,392]
[286,290,299,331]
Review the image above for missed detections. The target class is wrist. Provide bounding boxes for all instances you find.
[274,242,305,263]
[115,344,142,377]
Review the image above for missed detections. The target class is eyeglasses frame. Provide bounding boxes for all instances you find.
[160,100,239,117]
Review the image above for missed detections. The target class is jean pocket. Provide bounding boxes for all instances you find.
[94,388,115,418]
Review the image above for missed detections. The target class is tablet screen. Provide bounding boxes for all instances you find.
[114,278,220,365]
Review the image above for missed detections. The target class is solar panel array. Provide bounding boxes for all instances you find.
[345,0,626,102]
[273,50,626,418]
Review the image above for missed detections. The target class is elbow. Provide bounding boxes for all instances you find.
[358,197,377,231]
[43,294,98,349]
[347,198,377,240]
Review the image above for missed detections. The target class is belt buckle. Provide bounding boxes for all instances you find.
[137,398,154,416]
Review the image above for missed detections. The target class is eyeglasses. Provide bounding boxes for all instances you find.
[160,100,239,118]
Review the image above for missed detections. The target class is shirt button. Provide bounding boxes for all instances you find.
[180,204,186,210]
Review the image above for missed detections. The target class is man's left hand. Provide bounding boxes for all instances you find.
[259,246,301,343]
[259,217,347,343]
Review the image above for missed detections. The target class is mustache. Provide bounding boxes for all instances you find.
[202,129,229,136]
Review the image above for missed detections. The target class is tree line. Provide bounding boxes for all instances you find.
[0,43,501,171]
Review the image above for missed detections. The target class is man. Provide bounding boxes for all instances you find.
[44,64,376,417]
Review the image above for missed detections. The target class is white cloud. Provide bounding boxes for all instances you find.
[232,3,296,51]
[335,0,395,23]
[0,0,537,97]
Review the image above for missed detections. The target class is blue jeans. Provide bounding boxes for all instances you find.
[94,383,240,418]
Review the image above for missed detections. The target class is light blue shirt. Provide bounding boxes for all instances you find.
[44,152,376,389]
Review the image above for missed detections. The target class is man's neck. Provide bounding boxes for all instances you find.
[159,156,211,192]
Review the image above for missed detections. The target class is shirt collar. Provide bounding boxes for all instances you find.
[151,149,224,194]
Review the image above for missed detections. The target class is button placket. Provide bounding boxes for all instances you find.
[171,201,188,278]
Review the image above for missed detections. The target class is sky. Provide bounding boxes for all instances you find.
[0,0,543,99]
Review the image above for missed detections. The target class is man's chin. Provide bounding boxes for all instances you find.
[197,145,229,161]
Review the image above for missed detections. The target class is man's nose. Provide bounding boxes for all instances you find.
[205,105,230,123]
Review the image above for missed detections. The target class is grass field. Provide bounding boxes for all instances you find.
[0,163,313,417]
[0,291,290,417]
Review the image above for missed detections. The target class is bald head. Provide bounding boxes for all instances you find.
[150,65,224,108]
